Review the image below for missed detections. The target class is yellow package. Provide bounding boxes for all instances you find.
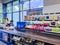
[51,15,58,20]
[4,18,8,24]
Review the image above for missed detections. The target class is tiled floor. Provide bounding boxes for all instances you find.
[0,41,6,45]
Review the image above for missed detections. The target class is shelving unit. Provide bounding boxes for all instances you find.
[24,11,60,32]
[0,29,60,45]
[0,31,12,45]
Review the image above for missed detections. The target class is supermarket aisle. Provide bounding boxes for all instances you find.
[0,41,6,45]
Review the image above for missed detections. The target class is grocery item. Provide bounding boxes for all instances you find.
[40,16,44,20]
[52,27,60,33]
[43,23,50,27]
[51,15,58,20]
[29,16,35,21]
[25,16,30,21]
[46,16,49,19]
[25,25,32,29]
[3,33,8,41]
[29,12,37,15]
[30,24,37,30]
[45,16,51,20]
[57,21,60,26]
[9,26,14,30]
[58,16,60,21]
[13,36,21,41]
[17,22,26,31]
[45,26,52,32]
[44,16,46,21]
[40,25,45,31]
[25,38,32,43]
[35,17,40,21]
[51,21,56,26]
[4,18,8,24]
[35,41,44,45]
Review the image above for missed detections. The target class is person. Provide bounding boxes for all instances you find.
[10,20,14,26]
[9,20,14,30]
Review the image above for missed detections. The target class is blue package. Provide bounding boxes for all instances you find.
[45,26,51,32]
[17,22,26,30]
[46,16,49,19]
[35,17,40,21]
[26,22,30,25]
[51,22,55,26]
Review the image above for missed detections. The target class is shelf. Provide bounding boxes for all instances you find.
[0,38,12,45]
[0,29,60,45]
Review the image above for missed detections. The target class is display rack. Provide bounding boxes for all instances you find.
[0,31,12,45]
[0,29,60,45]
[24,11,60,33]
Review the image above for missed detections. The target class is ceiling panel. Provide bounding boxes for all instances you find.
[44,0,60,6]
[0,0,2,3]
[2,0,12,3]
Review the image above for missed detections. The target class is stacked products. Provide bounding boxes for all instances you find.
[26,23,52,32]
[25,15,60,33]
[24,15,58,21]
[12,35,45,45]
[29,12,41,15]
[35,41,44,45]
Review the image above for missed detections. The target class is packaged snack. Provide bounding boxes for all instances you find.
[40,16,44,20]
[35,17,40,21]
[51,21,56,26]
[25,16,30,21]
[51,15,58,20]
[30,16,35,21]
[58,16,60,21]
[45,16,51,20]
[52,27,60,33]
[45,26,52,32]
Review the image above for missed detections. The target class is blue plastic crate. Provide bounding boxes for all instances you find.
[17,22,26,30]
